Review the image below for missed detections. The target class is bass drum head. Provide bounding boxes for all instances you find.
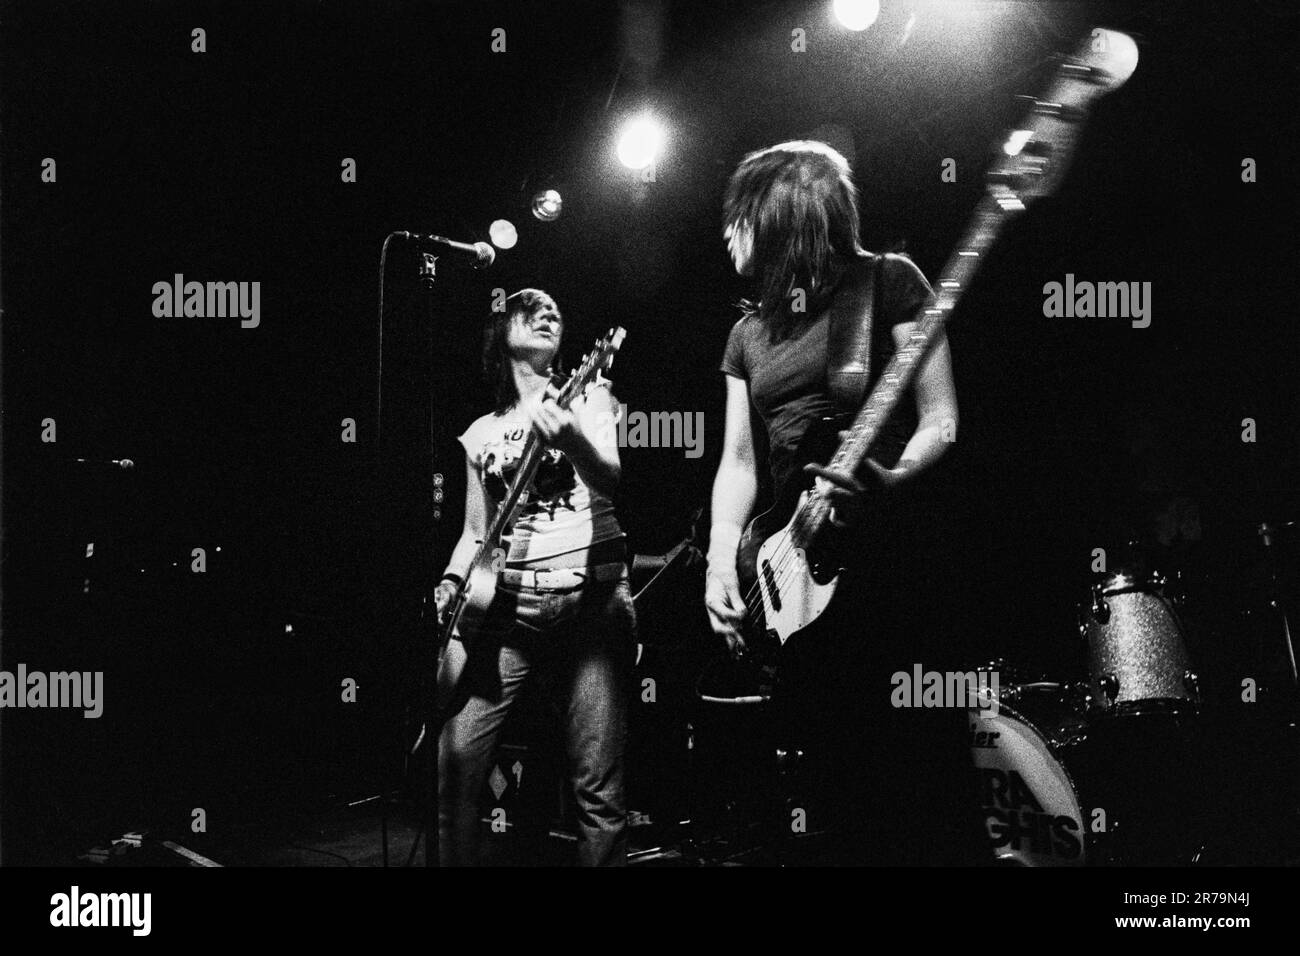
[969,704,1086,866]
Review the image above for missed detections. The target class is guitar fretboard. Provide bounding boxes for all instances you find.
[793,46,1122,543]
[480,331,624,552]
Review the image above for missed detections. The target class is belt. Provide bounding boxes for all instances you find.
[499,562,626,592]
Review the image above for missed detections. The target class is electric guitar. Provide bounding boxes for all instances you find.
[437,327,627,651]
[736,29,1139,651]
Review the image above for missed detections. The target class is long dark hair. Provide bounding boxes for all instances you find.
[482,288,564,413]
[722,140,865,337]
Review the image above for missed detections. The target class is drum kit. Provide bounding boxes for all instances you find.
[625,516,1298,866]
[972,525,1300,866]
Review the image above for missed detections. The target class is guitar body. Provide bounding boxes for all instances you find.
[738,417,848,650]
[442,552,504,647]
[430,555,502,729]
[739,509,840,647]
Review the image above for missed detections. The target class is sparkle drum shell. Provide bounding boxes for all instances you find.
[1080,572,1198,714]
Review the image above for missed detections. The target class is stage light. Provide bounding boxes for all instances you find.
[489,218,519,249]
[616,114,665,170]
[531,189,563,222]
[832,0,880,32]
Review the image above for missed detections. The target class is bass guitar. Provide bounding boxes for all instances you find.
[736,29,1138,652]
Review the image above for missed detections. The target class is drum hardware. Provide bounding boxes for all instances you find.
[1089,588,1110,624]
[1098,673,1119,705]
[1105,697,1200,720]
[1256,520,1299,688]
[1166,571,1186,607]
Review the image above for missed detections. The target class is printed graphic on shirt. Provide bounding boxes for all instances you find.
[458,396,623,564]
[479,423,578,519]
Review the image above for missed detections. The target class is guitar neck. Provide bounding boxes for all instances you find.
[480,432,548,555]
[473,329,625,563]
[795,41,1125,539]
[829,189,1005,478]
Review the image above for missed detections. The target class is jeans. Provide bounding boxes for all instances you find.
[436,573,636,866]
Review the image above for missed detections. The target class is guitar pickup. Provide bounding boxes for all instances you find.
[760,559,782,612]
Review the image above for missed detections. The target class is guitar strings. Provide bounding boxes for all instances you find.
[443,335,614,639]
[738,317,937,632]
[739,505,816,631]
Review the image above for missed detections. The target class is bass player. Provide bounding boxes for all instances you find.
[704,140,983,864]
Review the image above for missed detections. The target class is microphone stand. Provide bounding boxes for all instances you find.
[374,241,444,868]
[418,250,440,868]
[1258,521,1299,693]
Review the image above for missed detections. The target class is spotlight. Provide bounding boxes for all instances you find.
[616,114,665,170]
[489,218,518,249]
[531,189,563,222]
[832,0,880,32]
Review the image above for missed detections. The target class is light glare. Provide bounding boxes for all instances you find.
[833,0,880,32]
[616,115,665,170]
[489,219,518,249]
[531,189,563,222]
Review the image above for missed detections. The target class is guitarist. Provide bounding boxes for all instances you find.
[433,288,635,866]
[704,141,982,864]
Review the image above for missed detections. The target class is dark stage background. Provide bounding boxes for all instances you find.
[2,0,1297,864]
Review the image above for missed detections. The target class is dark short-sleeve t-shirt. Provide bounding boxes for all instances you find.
[721,253,934,492]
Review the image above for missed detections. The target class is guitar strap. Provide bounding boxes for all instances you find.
[826,252,886,413]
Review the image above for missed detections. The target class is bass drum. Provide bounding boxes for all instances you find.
[968,670,1089,866]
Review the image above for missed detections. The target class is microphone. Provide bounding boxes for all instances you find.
[395,232,495,269]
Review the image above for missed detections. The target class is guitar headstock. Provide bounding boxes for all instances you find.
[987,28,1137,207]
[601,327,627,369]
[611,326,627,349]
[586,327,626,375]
[1078,28,1140,91]
[558,327,628,406]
